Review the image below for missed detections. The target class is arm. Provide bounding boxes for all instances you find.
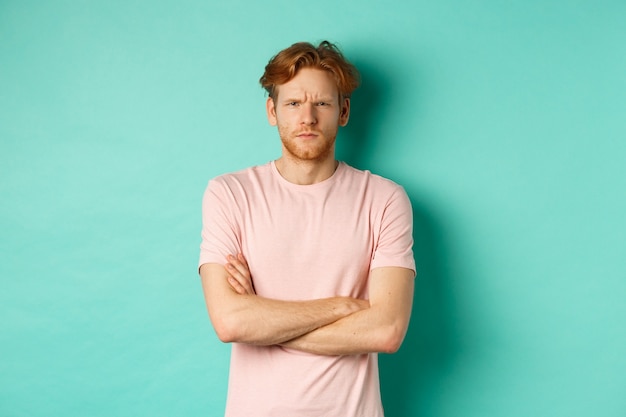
[200,261,368,346]
[225,255,414,355]
[280,266,415,355]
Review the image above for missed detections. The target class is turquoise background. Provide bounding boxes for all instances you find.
[1,1,625,416]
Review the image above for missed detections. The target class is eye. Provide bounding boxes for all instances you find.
[287,101,299,107]
[316,102,329,106]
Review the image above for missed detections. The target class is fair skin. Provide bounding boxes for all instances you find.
[223,254,415,355]
[200,261,369,346]
[267,67,350,185]
[200,67,414,355]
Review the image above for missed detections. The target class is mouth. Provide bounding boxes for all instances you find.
[297,132,319,139]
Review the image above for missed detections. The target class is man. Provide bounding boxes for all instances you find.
[199,41,415,417]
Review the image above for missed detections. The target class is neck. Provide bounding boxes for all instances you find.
[275,155,339,185]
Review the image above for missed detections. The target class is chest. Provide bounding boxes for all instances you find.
[239,190,380,299]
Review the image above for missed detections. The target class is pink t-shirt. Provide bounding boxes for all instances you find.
[199,161,415,417]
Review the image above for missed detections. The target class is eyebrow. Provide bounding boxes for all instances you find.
[281,96,335,103]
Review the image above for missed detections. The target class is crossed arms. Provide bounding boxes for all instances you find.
[200,254,414,356]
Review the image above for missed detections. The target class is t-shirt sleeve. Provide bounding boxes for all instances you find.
[198,177,242,271]
[370,185,416,275]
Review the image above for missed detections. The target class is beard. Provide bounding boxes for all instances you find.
[277,124,338,162]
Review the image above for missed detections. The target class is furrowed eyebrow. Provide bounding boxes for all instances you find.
[280,97,335,103]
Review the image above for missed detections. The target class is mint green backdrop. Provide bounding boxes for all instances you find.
[1,1,625,416]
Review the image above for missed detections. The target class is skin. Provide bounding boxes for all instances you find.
[200,262,368,346]
[200,67,415,355]
[223,254,414,355]
[267,68,350,185]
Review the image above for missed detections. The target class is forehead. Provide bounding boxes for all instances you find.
[275,68,339,99]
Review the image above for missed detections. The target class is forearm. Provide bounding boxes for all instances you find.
[216,294,365,346]
[280,305,399,355]
[281,267,415,356]
[200,263,366,346]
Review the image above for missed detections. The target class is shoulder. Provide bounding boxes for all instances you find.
[210,163,271,185]
[202,163,273,209]
[340,163,408,198]
[206,162,272,192]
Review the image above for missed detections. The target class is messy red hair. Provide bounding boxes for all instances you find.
[259,41,360,100]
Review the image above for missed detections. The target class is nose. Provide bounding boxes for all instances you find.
[301,103,317,126]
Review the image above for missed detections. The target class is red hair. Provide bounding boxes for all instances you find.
[259,41,360,100]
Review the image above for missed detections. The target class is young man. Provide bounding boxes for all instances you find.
[199,41,415,417]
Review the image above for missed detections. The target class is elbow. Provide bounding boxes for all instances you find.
[380,338,402,354]
[378,324,406,354]
[214,326,235,344]
[212,314,242,344]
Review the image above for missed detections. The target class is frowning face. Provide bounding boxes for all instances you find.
[266,68,350,163]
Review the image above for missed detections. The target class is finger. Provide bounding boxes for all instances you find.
[225,262,254,294]
[225,254,255,295]
[227,275,246,295]
[237,252,249,268]
[225,264,249,294]
[238,253,256,294]
[228,255,251,279]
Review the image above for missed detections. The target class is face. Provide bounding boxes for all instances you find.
[266,68,350,163]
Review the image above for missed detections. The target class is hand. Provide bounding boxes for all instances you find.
[225,253,255,295]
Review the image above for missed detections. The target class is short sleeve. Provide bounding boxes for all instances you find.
[370,186,416,275]
[198,178,242,271]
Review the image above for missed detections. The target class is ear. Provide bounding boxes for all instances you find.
[339,97,351,127]
[266,97,277,126]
